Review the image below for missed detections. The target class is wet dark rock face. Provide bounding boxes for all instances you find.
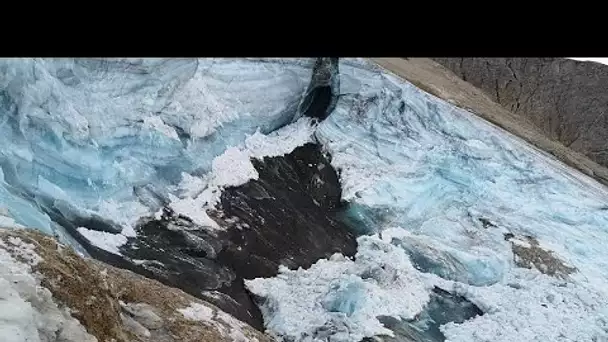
[217,143,356,280]
[297,58,340,121]
[82,143,357,330]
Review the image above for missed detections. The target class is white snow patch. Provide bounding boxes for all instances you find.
[568,57,608,65]
[210,147,259,188]
[178,302,256,342]
[67,200,149,254]
[166,195,220,230]
[176,172,208,198]
[76,227,127,255]
[178,302,214,322]
[96,199,150,238]
[0,235,97,342]
[244,117,318,159]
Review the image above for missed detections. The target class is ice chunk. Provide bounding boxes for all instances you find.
[142,116,180,141]
[245,234,431,342]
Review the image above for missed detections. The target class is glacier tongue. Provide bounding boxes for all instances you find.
[0,58,315,249]
[246,59,608,341]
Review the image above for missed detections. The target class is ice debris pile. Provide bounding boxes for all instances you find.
[2,57,608,341]
[245,59,608,341]
[245,234,431,341]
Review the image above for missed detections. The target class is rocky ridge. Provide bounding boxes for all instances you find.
[432,57,608,169]
[0,227,272,342]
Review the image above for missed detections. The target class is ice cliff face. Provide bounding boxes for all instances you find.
[0,58,315,249]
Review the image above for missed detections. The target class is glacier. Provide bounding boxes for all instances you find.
[245,59,608,341]
[0,58,316,252]
[2,57,608,342]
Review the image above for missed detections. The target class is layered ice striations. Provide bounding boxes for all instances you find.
[316,58,608,287]
[4,57,608,341]
[0,58,315,249]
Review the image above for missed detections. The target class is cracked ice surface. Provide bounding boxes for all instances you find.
[317,58,608,288]
[0,58,314,249]
[247,59,608,341]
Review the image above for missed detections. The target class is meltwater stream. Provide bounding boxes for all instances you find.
[1,58,608,342]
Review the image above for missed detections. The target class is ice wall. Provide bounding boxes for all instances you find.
[0,58,315,247]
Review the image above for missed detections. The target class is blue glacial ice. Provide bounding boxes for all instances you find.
[3,57,608,341]
[316,59,608,287]
[246,59,608,341]
[0,58,316,250]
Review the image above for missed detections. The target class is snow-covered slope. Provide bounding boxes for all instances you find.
[245,59,608,341]
[0,58,315,252]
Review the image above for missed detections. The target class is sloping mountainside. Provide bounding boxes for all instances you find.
[0,228,273,342]
[372,58,608,188]
[1,58,608,342]
[432,57,608,169]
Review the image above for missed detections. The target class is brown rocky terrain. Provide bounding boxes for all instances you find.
[370,58,608,188]
[432,57,608,168]
[0,227,272,342]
